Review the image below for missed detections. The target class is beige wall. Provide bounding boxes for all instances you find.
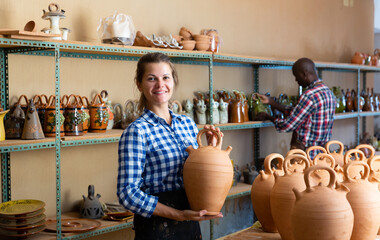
[0,0,375,239]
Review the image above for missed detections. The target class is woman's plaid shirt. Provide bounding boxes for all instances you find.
[274,81,336,148]
[117,109,198,217]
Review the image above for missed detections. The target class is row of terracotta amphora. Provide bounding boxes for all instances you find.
[4,91,112,140]
[250,141,380,240]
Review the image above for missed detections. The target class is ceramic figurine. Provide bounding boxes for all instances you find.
[42,3,66,40]
[194,99,206,124]
[100,90,115,130]
[183,99,194,120]
[243,163,259,184]
[80,185,104,219]
[206,100,219,124]
[232,164,241,186]
[5,104,25,139]
[219,98,228,124]
[170,100,183,114]
[21,100,45,140]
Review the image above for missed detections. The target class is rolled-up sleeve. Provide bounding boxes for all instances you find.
[117,125,158,218]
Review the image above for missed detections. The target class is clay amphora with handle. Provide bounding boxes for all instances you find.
[43,95,64,137]
[325,140,344,167]
[342,161,380,240]
[63,94,84,136]
[368,155,380,235]
[250,153,284,233]
[291,165,354,240]
[183,128,232,215]
[89,93,109,133]
[270,154,310,240]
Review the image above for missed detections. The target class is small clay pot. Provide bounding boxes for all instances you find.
[195,41,210,51]
[179,27,193,40]
[192,34,211,42]
[180,40,196,50]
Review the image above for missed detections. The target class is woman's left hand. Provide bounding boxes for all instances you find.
[204,125,224,147]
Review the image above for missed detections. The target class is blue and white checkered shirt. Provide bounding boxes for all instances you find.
[117,109,199,218]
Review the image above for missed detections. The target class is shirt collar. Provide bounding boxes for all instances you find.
[306,79,323,89]
[142,108,184,126]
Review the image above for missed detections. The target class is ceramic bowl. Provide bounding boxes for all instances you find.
[193,34,211,42]
[181,40,196,50]
[179,27,193,40]
[172,34,183,43]
[195,41,210,51]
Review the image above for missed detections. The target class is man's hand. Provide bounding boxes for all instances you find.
[255,93,273,105]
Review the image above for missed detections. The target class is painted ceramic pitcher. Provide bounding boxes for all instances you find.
[89,94,109,133]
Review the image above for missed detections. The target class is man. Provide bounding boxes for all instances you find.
[258,57,336,151]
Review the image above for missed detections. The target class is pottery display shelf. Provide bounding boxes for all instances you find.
[217,227,380,240]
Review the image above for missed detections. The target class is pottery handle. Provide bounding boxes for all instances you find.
[283,154,310,176]
[100,90,108,99]
[88,185,95,200]
[76,95,84,106]
[40,94,49,106]
[17,94,29,105]
[304,165,336,190]
[32,95,42,106]
[67,94,78,106]
[48,3,60,12]
[171,100,182,113]
[313,153,335,168]
[306,145,327,163]
[197,128,222,149]
[285,149,307,157]
[343,160,370,182]
[325,140,344,155]
[61,95,69,107]
[344,149,365,165]
[91,93,104,105]
[263,153,284,174]
[368,155,380,173]
[81,96,90,106]
[354,144,375,159]
[47,95,56,107]
[113,103,123,115]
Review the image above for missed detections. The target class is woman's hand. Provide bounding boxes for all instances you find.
[203,125,224,147]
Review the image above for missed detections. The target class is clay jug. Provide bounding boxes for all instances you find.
[89,94,109,133]
[80,185,104,219]
[345,89,354,112]
[183,128,233,215]
[343,161,380,240]
[0,109,10,141]
[251,153,284,233]
[43,95,65,137]
[270,154,310,240]
[310,153,336,187]
[100,90,114,130]
[325,140,344,167]
[355,143,375,160]
[63,95,84,136]
[306,145,327,163]
[230,92,244,123]
[291,165,354,240]
[353,89,364,112]
[344,149,366,178]
[351,52,365,64]
[77,96,90,134]
[21,100,45,140]
[5,103,25,139]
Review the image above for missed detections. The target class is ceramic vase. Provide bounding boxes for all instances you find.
[183,128,233,215]
[77,96,90,134]
[291,165,354,240]
[270,154,310,240]
[342,161,380,240]
[250,153,284,233]
[43,96,64,137]
[63,95,84,136]
[89,94,109,133]
[325,140,344,167]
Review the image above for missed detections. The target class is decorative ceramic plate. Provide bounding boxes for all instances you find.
[0,219,45,231]
[0,224,45,237]
[0,200,45,216]
[0,214,46,227]
[45,219,101,233]
[0,208,45,220]
[103,211,133,221]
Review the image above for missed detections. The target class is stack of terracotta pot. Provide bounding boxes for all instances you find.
[251,140,380,240]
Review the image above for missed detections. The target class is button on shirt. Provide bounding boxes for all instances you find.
[117,109,199,218]
[274,81,336,148]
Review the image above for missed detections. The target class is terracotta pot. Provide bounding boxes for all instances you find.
[230,92,244,123]
[325,140,344,167]
[195,41,210,51]
[355,143,375,160]
[270,154,310,240]
[179,27,193,40]
[306,145,327,163]
[251,153,284,233]
[344,149,366,178]
[343,161,380,240]
[183,129,233,215]
[43,96,64,137]
[180,40,195,50]
[89,94,109,133]
[192,34,211,42]
[351,52,365,64]
[63,94,84,136]
[292,165,354,240]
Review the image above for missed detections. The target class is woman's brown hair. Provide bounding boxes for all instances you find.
[135,52,179,112]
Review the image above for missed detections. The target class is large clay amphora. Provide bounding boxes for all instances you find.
[325,140,344,167]
[183,129,233,215]
[21,100,45,140]
[270,154,310,240]
[5,104,24,139]
[43,96,64,137]
[63,95,84,136]
[89,94,109,133]
[250,153,284,233]
[343,161,380,240]
[291,165,354,240]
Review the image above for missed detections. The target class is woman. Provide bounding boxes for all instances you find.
[117,52,224,240]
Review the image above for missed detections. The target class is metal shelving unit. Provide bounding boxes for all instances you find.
[1,38,380,239]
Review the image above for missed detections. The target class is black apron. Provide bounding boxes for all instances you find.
[133,189,202,240]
